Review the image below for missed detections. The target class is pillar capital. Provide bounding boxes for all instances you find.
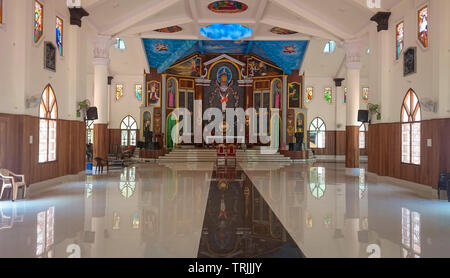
[370,12,391,32]
[68,7,89,28]
[344,38,366,70]
[93,35,115,65]
[334,78,345,87]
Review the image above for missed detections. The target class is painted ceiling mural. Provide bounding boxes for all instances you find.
[208,1,248,14]
[142,39,309,75]
[154,26,183,33]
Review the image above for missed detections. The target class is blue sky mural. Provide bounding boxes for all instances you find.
[200,24,253,40]
[142,39,309,75]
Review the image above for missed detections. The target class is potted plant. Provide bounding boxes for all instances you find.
[77,100,90,118]
[368,103,381,122]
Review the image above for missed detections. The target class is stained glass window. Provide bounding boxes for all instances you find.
[310,167,326,199]
[418,6,428,48]
[34,1,44,43]
[359,124,366,149]
[39,85,58,163]
[401,89,421,165]
[309,117,326,149]
[306,87,313,103]
[362,87,369,103]
[135,84,143,101]
[0,0,3,24]
[323,41,336,53]
[86,120,94,144]
[133,213,140,229]
[396,22,404,60]
[324,87,332,104]
[56,17,63,56]
[121,115,137,146]
[115,84,124,101]
[344,87,347,103]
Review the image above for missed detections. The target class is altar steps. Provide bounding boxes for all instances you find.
[157,149,292,163]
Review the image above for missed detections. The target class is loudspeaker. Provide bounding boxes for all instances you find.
[86,107,98,120]
[358,110,369,123]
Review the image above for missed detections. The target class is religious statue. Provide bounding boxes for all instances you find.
[209,66,239,113]
[143,120,153,148]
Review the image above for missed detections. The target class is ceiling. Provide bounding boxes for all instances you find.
[83,0,403,42]
[142,39,309,74]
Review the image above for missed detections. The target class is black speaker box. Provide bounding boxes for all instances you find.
[358,110,369,123]
[86,107,98,120]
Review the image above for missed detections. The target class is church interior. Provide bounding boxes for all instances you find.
[0,0,449,259]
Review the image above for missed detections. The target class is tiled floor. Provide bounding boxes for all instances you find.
[0,162,449,258]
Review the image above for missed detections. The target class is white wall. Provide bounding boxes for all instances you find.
[369,0,450,123]
[109,75,144,129]
[0,0,96,121]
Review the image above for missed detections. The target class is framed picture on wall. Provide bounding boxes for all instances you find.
[44,41,56,72]
[404,47,417,76]
[288,82,302,109]
[147,81,161,107]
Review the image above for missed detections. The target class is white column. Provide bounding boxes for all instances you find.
[93,35,114,124]
[344,39,364,127]
[334,78,346,130]
[282,76,288,146]
[68,25,81,120]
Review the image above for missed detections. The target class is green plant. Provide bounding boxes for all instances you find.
[368,103,381,121]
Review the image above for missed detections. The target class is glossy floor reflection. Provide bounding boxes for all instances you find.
[0,162,449,258]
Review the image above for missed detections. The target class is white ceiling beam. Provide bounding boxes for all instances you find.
[261,17,340,42]
[140,33,199,40]
[273,0,353,40]
[250,0,269,39]
[198,18,256,24]
[120,16,193,36]
[100,0,181,35]
[187,0,200,38]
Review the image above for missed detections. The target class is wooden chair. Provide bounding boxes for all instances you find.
[216,144,226,166]
[0,169,27,201]
[226,144,237,166]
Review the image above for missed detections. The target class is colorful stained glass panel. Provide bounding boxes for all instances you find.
[324,87,332,104]
[362,87,369,103]
[418,6,428,48]
[396,22,404,60]
[0,0,3,24]
[306,87,313,103]
[115,84,123,101]
[34,1,44,43]
[208,1,248,13]
[56,17,63,56]
[344,87,347,103]
[135,84,143,101]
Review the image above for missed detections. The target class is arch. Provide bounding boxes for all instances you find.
[270,78,282,109]
[359,123,366,149]
[38,84,58,163]
[206,59,242,80]
[167,77,178,109]
[166,112,179,149]
[120,115,138,146]
[309,117,326,149]
[401,89,421,165]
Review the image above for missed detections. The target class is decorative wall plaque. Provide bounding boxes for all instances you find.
[44,41,56,71]
[403,47,417,76]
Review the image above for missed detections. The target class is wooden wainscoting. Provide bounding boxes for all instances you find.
[368,118,450,188]
[306,130,367,156]
[0,113,86,184]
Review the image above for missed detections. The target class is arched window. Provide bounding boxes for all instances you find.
[39,85,58,163]
[310,167,326,199]
[359,123,366,149]
[309,117,326,149]
[86,120,94,144]
[121,116,137,147]
[401,89,421,165]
